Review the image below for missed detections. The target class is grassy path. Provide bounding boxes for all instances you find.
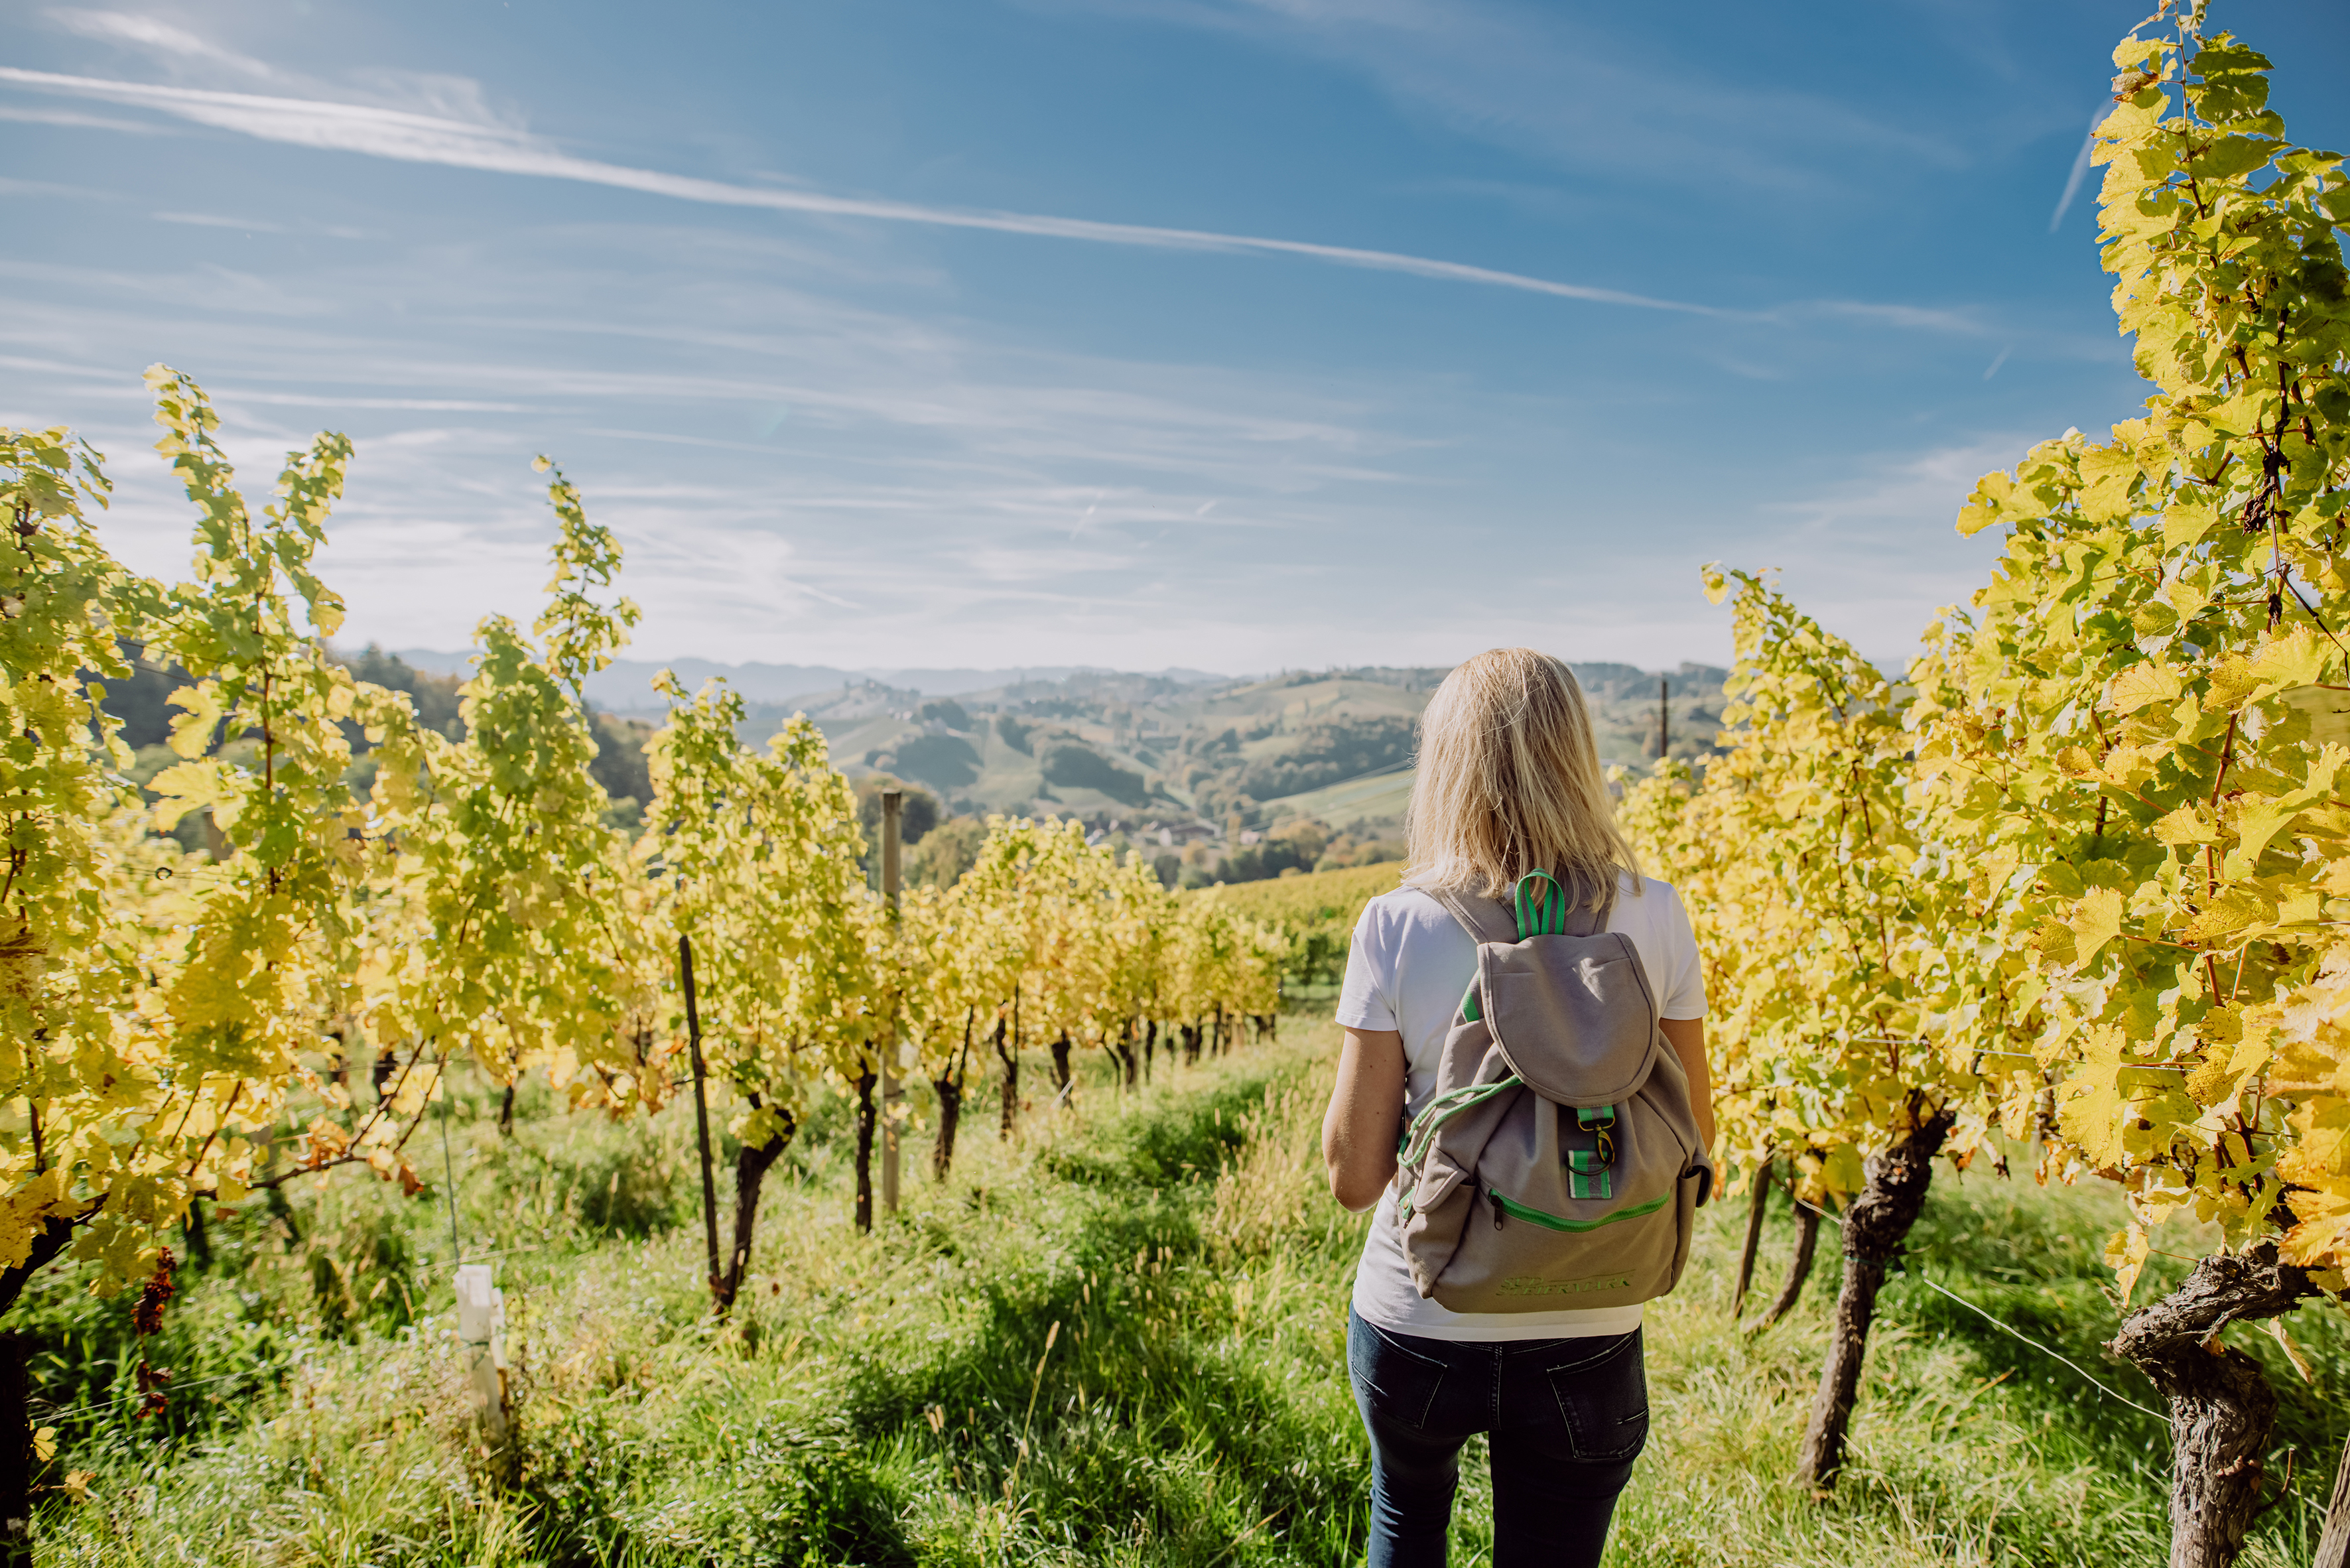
[29,1019,2350,1565]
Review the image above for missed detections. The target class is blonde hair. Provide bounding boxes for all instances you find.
[1404,649,1640,904]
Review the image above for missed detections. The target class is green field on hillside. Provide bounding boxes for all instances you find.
[743,664,1726,831]
[25,1017,2350,1567]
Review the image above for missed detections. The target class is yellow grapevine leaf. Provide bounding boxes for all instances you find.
[2077,443,2139,522]
[2231,796,2312,874]
[2069,887,2126,966]
[2207,653,2261,711]
[2108,663,2183,714]
[2186,887,2273,944]
[2162,499,2221,551]
[2154,803,2215,845]
[165,683,225,760]
[2104,1224,2150,1305]
[2058,1027,2129,1167]
[31,1427,55,1463]
[2268,1318,2315,1384]
[2249,626,2330,700]
[2186,1051,2235,1106]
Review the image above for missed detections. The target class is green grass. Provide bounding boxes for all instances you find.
[20,1019,2350,1566]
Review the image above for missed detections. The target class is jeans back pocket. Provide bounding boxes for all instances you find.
[1348,1317,1450,1431]
[1543,1330,1649,1462]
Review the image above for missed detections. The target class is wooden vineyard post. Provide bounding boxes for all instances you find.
[454,1264,517,1484]
[2314,1435,2350,1568]
[1656,676,1669,761]
[0,1332,27,1568]
[881,789,903,1216]
[681,935,723,1303]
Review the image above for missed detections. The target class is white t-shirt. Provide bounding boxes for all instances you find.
[1336,872,1707,1341]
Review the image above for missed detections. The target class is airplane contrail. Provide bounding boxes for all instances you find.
[0,66,1728,318]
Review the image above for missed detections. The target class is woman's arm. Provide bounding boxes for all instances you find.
[1323,1027,1407,1212]
[1660,1016,1715,1155]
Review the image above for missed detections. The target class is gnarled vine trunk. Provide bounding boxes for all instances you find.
[1731,1156,1773,1319]
[0,1218,76,1322]
[1795,1106,1953,1490]
[2111,1244,2313,1568]
[934,1007,973,1179]
[994,1016,1018,1140]
[933,1072,964,1177]
[1757,1203,1818,1329]
[182,1197,211,1270]
[0,1332,27,1567]
[853,1067,878,1233]
[1050,1030,1073,1092]
[718,1102,797,1311]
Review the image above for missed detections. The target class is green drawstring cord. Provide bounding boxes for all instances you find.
[1399,1075,1524,1167]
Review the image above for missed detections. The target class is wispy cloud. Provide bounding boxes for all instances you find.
[44,10,277,80]
[0,67,1730,317]
[151,210,285,232]
[0,101,170,133]
[1794,300,1989,336]
[1030,0,1966,193]
[2048,101,2113,233]
[1752,434,2024,654]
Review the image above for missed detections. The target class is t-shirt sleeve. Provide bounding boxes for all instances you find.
[1335,902,1398,1032]
[1656,884,1709,1020]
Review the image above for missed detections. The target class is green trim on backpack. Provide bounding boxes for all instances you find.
[1400,1074,1523,1167]
[1515,868,1571,937]
[1488,1187,1668,1233]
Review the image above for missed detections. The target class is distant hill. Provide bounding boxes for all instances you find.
[389,652,1226,712]
[375,651,1733,857]
[704,661,1732,838]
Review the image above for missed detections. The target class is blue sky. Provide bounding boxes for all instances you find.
[5,1,2349,677]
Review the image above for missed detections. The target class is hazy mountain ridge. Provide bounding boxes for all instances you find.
[99,644,1730,889]
[387,651,1227,710]
[769,661,1730,839]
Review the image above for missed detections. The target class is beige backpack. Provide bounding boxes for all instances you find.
[1392,870,1713,1313]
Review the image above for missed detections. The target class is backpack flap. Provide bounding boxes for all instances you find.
[1479,935,1666,1108]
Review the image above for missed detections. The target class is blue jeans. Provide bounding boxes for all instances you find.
[1346,1309,1647,1568]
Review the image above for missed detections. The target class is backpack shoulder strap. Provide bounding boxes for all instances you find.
[1429,885,1519,947]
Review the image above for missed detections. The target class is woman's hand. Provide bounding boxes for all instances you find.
[1323,1027,1407,1212]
